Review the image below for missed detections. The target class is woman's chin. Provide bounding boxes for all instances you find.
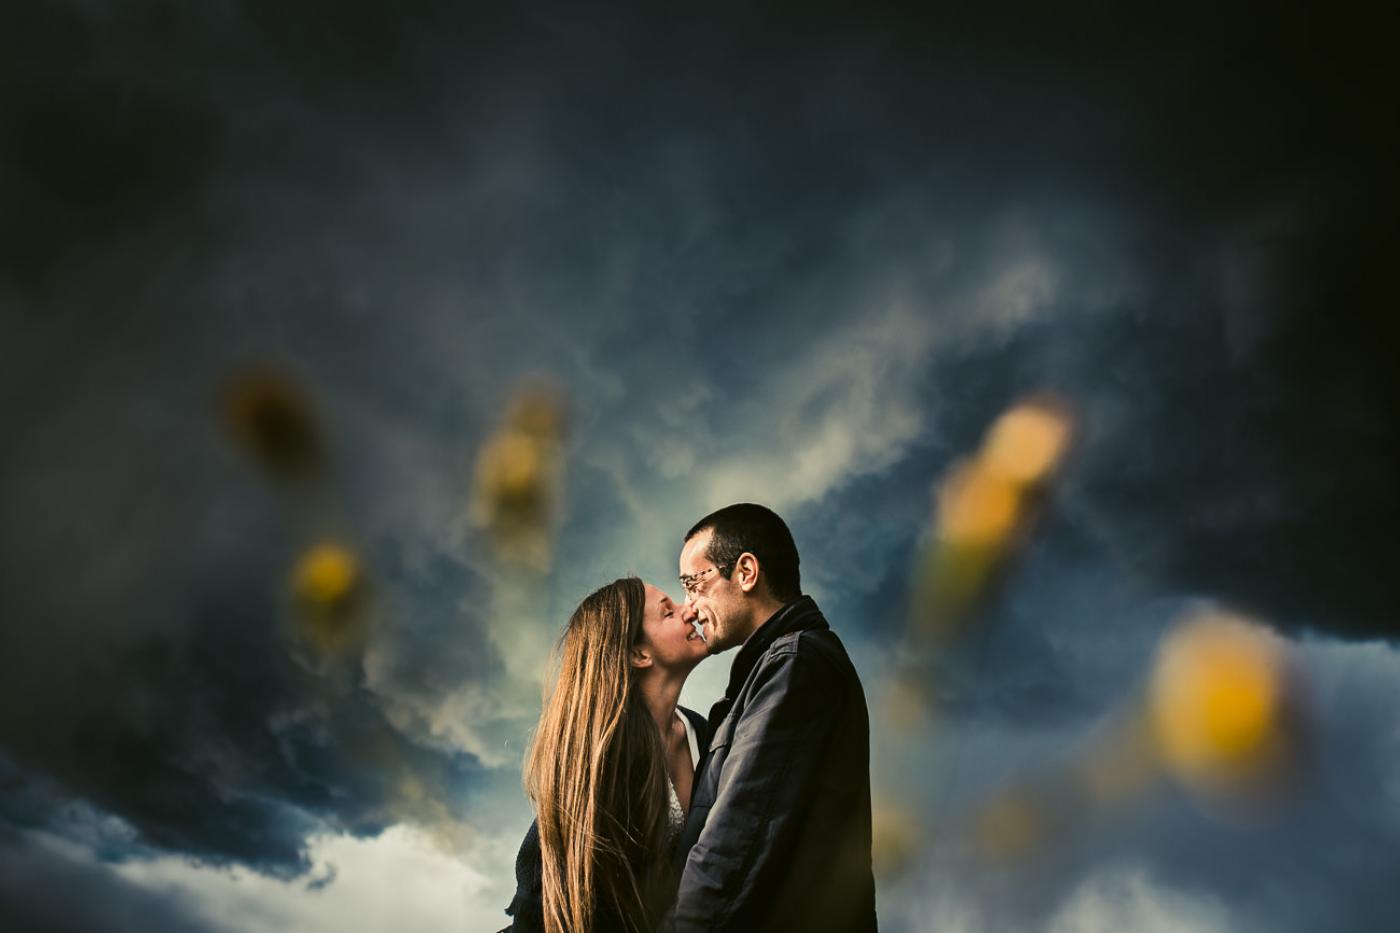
[680,647,709,670]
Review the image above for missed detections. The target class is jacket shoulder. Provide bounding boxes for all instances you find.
[735,631,862,714]
[766,627,858,679]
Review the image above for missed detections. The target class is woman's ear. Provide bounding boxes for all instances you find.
[630,645,653,669]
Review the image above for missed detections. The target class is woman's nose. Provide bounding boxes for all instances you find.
[679,603,698,623]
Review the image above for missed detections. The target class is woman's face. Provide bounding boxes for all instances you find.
[637,583,708,672]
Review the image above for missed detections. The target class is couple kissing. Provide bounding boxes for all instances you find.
[503,503,877,933]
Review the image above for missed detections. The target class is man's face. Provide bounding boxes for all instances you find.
[678,530,747,654]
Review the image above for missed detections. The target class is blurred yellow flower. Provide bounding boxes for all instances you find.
[974,789,1044,862]
[471,384,567,570]
[981,397,1074,486]
[219,365,324,483]
[293,543,360,607]
[937,461,1021,547]
[1150,611,1288,794]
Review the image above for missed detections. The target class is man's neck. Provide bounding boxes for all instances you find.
[738,595,788,646]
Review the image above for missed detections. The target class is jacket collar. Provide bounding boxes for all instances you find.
[723,595,828,699]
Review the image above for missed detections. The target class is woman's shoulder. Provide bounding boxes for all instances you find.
[516,819,540,864]
[504,819,543,931]
[677,705,710,755]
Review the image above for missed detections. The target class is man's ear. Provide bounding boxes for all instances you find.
[631,645,653,669]
[735,552,761,594]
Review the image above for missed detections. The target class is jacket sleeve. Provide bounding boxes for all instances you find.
[670,643,840,932]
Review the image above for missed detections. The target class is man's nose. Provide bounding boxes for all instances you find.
[679,603,698,623]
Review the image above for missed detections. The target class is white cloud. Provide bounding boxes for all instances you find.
[698,298,937,511]
[1293,634,1400,815]
[656,209,1123,520]
[970,245,1060,333]
[1046,865,1231,933]
[884,862,1232,933]
[112,824,521,933]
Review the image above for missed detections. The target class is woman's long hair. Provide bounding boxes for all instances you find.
[525,577,670,933]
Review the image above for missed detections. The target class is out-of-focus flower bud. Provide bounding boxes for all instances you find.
[472,385,567,570]
[937,460,1022,547]
[974,787,1047,862]
[1150,610,1294,802]
[219,366,325,484]
[872,803,923,877]
[980,396,1075,487]
[290,541,368,656]
[909,394,1077,642]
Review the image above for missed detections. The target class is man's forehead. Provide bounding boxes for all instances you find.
[679,529,711,567]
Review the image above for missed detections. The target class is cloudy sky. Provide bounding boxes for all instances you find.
[2,2,1397,930]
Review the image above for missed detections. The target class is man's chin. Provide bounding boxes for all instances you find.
[703,630,732,655]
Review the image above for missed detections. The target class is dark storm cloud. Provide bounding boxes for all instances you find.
[787,206,1399,647]
[0,257,514,872]
[888,262,1399,645]
[559,3,1399,642]
[0,533,501,873]
[2,6,1397,930]
[0,4,220,297]
[0,827,214,933]
[0,0,549,879]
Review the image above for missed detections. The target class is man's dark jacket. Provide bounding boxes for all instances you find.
[502,706,710,932]
[668,596,877,932]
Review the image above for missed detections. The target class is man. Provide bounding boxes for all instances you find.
[668,503,877,932]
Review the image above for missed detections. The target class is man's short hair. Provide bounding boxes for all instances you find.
[685,503,801,603]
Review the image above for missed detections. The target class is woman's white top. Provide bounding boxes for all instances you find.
[666,710,701,844]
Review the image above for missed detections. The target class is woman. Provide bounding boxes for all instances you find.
[504,577,711,933]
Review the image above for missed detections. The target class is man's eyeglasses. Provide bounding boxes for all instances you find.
[679,566,727,597]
